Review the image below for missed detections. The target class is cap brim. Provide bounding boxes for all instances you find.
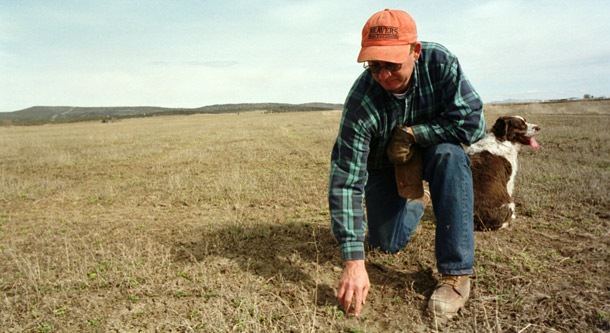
[357,45,411,63]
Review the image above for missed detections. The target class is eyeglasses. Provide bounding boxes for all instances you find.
[363,62,402,74]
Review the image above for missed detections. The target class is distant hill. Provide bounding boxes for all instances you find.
[485,98,610,116]
[0,103,344,125]
[489,98,543,104]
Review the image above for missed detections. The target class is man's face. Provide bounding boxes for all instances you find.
[368,42,421,94]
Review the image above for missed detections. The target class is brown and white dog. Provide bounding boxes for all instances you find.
[467,116,541,231]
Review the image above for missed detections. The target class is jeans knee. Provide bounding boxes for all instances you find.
[425,143,470,171]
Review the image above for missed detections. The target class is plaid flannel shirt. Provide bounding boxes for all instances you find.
[329,41,486,261]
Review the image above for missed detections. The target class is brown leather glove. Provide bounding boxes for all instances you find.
[386,126,416,164]
[386,126,424,199]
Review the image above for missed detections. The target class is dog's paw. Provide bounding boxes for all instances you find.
[509,202,516,219]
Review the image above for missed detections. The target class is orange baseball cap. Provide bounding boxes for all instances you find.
[357,9,418,63]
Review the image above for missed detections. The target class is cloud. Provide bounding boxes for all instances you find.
[147,60,240,68]
[187,61,239,68]
[150,61,170,66]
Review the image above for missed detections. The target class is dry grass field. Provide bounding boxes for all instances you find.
[1,101,609,332]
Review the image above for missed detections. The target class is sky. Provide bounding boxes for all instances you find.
[1,0,609,112]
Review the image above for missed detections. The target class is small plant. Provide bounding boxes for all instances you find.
[126,277,139,287]
[132,311,144,319]
[96,261,111,271]
[326,305,344,319]
[54,306,67,316]
[480,249,503,262]
[187,310,199,319]
[203,289,219,300]
[232,297,242,308]
[86,316,105,327]
[37,323,52,333]
[524,206,539,217]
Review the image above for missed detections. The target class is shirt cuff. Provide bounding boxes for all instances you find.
[340,241,365,261]
[411,124,433,147]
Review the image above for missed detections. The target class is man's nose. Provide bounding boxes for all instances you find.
[378,68,392,80]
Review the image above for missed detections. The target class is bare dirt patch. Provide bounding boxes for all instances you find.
[1,104,608,332]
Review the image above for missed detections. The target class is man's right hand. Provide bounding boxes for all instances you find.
[337,259,370,317]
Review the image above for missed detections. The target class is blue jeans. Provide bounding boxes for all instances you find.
[364,143,474,275]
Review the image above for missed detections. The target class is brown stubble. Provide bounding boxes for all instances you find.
[1,102,609,331]
[0,112,338,331]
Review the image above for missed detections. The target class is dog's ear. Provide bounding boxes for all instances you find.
[506,119,518,141]
[492,117,509,141]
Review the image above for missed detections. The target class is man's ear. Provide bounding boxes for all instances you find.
[412,42,422,61]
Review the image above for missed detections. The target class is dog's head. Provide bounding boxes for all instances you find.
[491,116,541,149]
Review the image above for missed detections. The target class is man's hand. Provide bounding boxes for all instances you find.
[406,126,417,142]
[337,260,370,317]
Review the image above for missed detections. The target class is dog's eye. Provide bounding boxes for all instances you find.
[511,120,526,129]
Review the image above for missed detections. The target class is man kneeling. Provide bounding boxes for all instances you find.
[328,8,486,319]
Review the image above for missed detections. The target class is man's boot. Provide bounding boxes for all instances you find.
[428,275,470,319]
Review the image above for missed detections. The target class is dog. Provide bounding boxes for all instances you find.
[467,116,541,231]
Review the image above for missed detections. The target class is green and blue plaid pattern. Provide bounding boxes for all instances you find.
[329,41,486,261]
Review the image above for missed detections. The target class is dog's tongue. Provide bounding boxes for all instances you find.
[528,137,540,149]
